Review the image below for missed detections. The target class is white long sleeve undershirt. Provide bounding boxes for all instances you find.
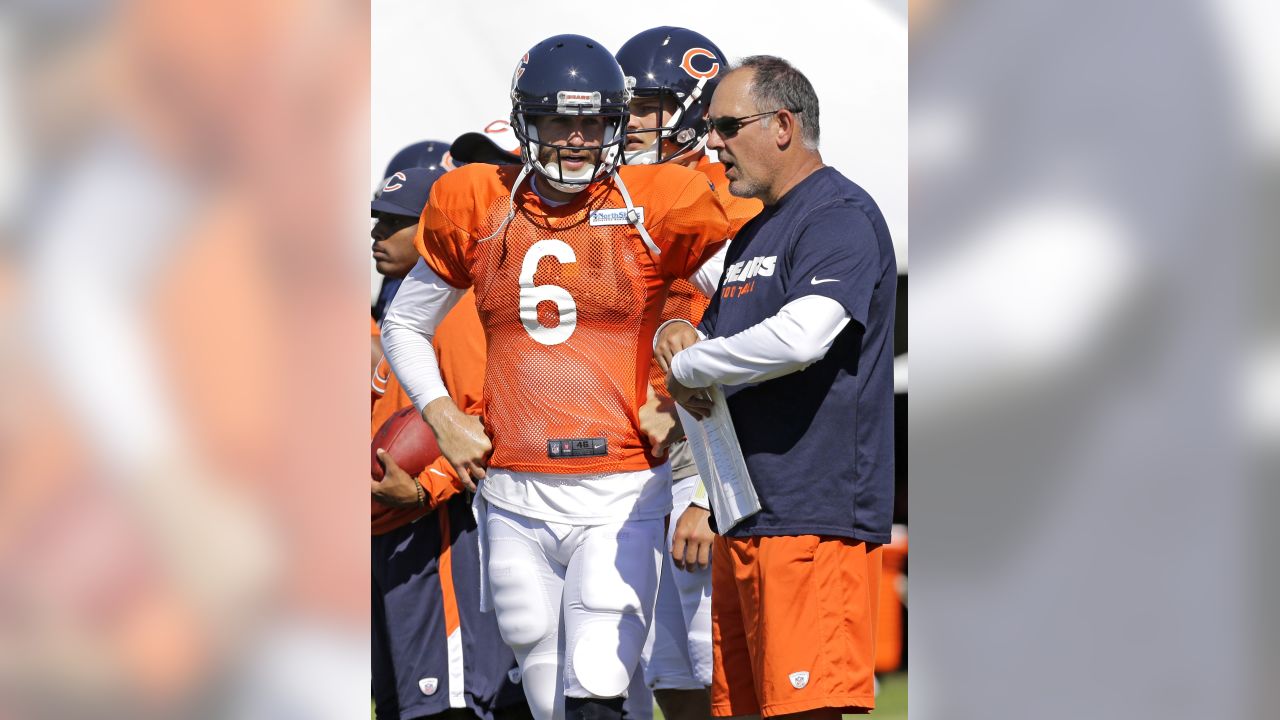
[688,242,727,297]
[379,259,465,411]
[670,294,852,389]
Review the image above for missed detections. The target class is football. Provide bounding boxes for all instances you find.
[371,405,442,481]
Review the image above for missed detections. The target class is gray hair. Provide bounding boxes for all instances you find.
[734,55,820,150]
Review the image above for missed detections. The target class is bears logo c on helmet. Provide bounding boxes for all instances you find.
[616,27,727,165]
[680,48,720,80]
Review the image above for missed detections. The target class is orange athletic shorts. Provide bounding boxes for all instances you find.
[710,534,882,718]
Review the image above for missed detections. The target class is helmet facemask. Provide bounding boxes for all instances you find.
[512,95,629,194]
[622,79,711,166]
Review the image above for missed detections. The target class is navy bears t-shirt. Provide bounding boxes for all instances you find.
[699,166,896,544]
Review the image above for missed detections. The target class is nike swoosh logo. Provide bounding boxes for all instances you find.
[428,468,449,477]
[811,277,839,285]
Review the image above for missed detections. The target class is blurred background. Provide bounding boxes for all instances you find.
[0,0,1276,718]
[0,0,371,717]
[909,0,1276,718]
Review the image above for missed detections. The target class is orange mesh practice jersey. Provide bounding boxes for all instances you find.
[649,156,764,398]
[416,162,728,474]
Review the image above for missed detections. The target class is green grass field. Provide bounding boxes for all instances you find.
[871,672,908,719]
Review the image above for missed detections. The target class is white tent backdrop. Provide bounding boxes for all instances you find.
[371,0,906,298]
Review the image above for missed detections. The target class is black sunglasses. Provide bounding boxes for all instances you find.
[706,108,803,138]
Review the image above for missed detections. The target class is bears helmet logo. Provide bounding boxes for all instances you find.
[680,48,720,80]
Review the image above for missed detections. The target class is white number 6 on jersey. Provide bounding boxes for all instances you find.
[519,239,577,345]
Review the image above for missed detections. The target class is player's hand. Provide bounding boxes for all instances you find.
[423,397,490,491]
[655,321,700,374]
[638,385,684,457]
[371,450,423,507]
[667,370,712,420]
[671,505,715,571]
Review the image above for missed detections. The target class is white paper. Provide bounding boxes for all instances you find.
[675,385,761,532]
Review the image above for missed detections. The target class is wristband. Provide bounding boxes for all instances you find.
[689,478,710,510]
[653,318,698,353]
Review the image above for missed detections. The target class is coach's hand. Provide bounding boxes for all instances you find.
[672,505,715,571]
[654,321,700,374]
[667,371,712,420]
[423,397,490,492]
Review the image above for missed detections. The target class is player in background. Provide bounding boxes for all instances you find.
[369,166,529,720]
[374,140,458,323]
[615,27,762,720]
[380,34,729,720]
[373,140,457,379]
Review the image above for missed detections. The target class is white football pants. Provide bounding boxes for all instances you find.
[486,505,663,720]
[644,475,714,690]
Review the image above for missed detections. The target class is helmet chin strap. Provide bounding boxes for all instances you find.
[543,159,594,194]
[525,122,623,193]
[612,171,660,259]
[547,179,590,194]
[626,132,705,166]
[629,79,712,166]
[624,146,659,166]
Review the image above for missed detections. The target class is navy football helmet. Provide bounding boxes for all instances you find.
[615,27,726,165]
[382,140,454,179]
[509,34,631,193]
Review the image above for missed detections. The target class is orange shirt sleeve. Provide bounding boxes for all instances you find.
[370,369,410,438]
[432,290,486,416]
[653,170,729,281]
[370,319,383,409]
[416,455,464,508]
[724,194,763,238]
[414,180,476,289]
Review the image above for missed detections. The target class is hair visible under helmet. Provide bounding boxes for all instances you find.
[615,26,726,165]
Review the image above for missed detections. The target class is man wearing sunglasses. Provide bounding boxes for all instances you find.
[655,56,898,719]
[614,26,762,720]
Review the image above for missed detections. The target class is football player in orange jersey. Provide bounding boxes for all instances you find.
[614,27,763,720]
[380,33,730,720]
